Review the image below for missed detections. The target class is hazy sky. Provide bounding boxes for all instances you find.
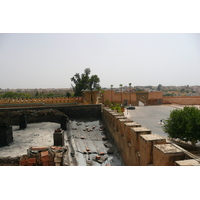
[0,33,199,89]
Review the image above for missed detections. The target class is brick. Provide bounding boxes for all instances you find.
[19,160,27,166]
[31,147,48,151]
[102,137,107,140]
[41,151,49,157]
[43,162,49,166]
[51,146,62,150]
[96,155,101,160]
[41,156,49,162]
[27,158,36,164]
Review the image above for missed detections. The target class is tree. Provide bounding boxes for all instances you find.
[162,106,200,146]
[66,91,71,98]
[87,74,100,104]
[129,83,132,105]
[71,68,100,96]
[71,68,90,96]
[111,85,113,103]
[157,84,162,91]
[119,84,123,105]
[35,91,39,97]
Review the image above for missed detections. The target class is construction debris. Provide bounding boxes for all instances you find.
[19,146,67,166]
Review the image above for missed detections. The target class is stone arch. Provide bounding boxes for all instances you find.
[136,92,148,106]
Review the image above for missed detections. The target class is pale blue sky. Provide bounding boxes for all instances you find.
[0,33,199,89]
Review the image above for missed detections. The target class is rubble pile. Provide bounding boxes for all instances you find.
[19,146,67,166]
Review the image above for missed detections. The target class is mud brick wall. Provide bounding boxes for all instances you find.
[140,134,167,166]
[102,107,198,166]
[162,96,200,105]
[153,144,186,166]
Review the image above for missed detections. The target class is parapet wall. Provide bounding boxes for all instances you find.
[0,97,83,108]
[102,107,200,166]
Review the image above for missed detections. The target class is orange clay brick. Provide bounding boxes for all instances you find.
[41,151,49,157]
[27,158,36,164]
[41,156,49,163]
[19,160,27,166]
[31,147,48,151]
[42,162,49,166]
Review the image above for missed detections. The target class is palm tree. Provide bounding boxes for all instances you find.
[111,85,113,103]
[129,83,132,105]
[119,84,123,105]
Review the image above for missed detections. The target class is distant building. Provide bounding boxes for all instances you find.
[193,86,200,94]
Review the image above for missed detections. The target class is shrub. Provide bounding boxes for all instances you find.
[163,106,200,145]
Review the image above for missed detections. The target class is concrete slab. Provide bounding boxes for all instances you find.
[0,122,60,157]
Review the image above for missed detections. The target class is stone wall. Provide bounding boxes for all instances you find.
[102,107,199,166]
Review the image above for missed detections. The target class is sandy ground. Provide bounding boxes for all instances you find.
[0,122,61,157]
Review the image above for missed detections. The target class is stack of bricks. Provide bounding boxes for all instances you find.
[20,155,37,166]
[40,150,50,166]
[19,146,64,166]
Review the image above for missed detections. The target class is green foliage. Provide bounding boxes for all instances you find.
[35,91,39,97]
[104,100,109,106]
[0,91,70,99]
[71,68,101,96]
[163,106,200,144]
[1,92,32,99]
[66,92,71,98]
[105,100,122,113]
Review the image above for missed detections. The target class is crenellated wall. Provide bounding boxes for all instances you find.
[0,97,84,107]
[102,107,200,166]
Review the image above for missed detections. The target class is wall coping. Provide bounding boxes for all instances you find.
[175,159,200,166]
[132,127,151,132]
[124,122,141,127]
[118,119,133,122]
[114,116,127,119]
[154,144,183,154]
[140,133,165,141]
